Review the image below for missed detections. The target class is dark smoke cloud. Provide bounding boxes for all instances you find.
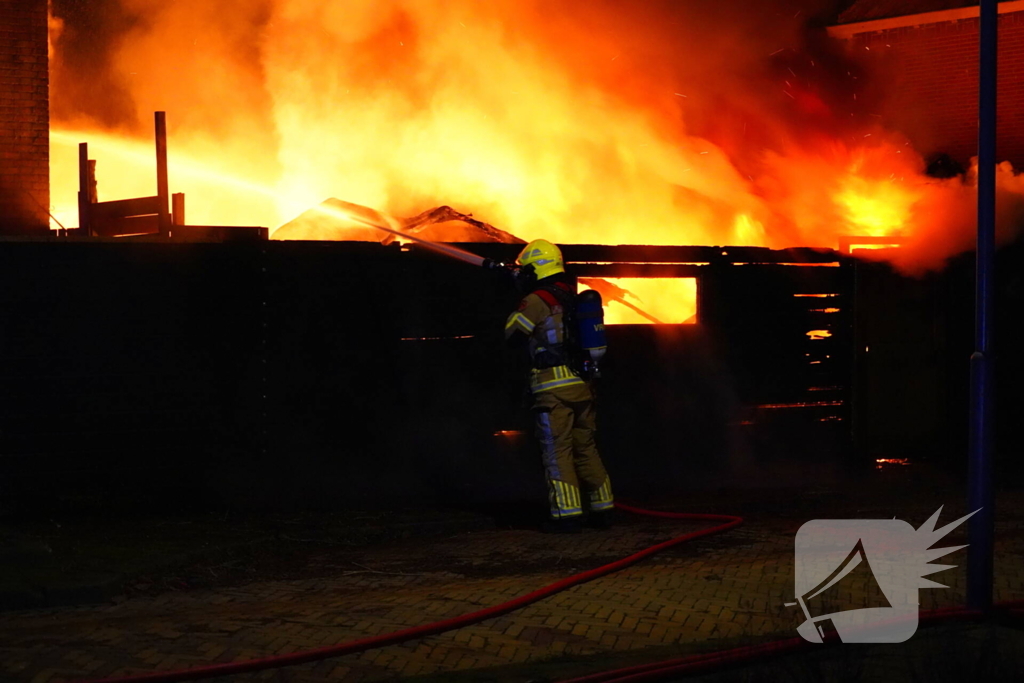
[50,0,139,128]
[51,0,275,133]
[450,1,894,177]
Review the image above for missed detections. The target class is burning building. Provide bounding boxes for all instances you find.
[1,1,1023,513]
[36,1,1024,269]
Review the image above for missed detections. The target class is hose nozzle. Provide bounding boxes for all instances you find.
[482,258,515,272]
[483,258,535,292]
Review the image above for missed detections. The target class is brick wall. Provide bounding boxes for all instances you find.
[0,0,49,235]
[847,11,1024,168]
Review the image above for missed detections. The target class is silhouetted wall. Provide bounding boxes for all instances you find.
[0,239,899,516]
[852,241,1024,477]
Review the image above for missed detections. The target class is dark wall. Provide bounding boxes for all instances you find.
[1,240,864,516]
[852,240,1024,479]
[0,242,264,511]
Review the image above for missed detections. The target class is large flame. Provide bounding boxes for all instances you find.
[48,0,1024,277]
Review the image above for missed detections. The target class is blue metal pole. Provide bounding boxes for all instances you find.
[967,0,997,612]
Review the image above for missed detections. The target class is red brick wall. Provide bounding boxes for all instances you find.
[848,10,1024,168]
[0,0,49,235]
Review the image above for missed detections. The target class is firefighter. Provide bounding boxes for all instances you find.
[504,239,614,533]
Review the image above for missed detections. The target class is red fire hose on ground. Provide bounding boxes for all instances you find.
[80,506,1018,683]
[83,504,740,682]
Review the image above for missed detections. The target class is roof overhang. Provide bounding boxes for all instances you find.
[828,0,1024,39]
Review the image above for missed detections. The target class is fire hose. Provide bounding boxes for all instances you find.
[83,504,741,683]
[80,507,1024,683]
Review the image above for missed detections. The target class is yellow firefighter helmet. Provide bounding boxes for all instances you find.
[516,239,565,280]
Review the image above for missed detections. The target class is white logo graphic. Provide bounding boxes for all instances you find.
[791,507,977,643]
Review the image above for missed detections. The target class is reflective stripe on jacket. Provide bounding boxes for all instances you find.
[505,288,584,394]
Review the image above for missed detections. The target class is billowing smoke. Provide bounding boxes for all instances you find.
[49,0,1024,273]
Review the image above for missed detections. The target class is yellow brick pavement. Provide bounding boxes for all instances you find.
[1,503,1023,682]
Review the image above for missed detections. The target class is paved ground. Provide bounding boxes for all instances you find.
[2,465,1024,682]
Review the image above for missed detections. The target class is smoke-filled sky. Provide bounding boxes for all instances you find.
[48,0,1023,272]
[51,0,855,132]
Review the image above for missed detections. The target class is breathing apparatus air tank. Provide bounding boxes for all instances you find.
[576,289,606,378]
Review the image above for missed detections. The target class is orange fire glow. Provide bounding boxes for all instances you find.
[579,278,697,326]
[837,177,915,237]
[875,458,911,470]
[47,0,1024,278]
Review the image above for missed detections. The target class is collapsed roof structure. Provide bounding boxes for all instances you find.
[273,199,524,244]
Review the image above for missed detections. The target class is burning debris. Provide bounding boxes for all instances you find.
[579,277,698,325]
[272,197,683,325]
[272,199,523,244]
[580,278,667,325]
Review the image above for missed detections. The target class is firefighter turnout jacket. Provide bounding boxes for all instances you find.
[504,280,585,394]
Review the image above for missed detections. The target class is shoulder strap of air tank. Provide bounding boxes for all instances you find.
[534,287,560,308]
[537,282,575,308]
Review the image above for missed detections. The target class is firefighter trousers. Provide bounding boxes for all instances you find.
[533,382,613,519]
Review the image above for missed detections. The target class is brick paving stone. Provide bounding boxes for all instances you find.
[1,492,1022,682]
